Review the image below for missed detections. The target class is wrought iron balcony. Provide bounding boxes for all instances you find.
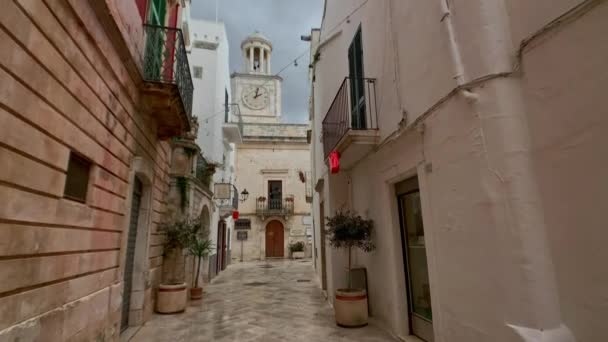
[140,24,193,139]
[223,103,244,144]
[255,196,295,219]
[322,77,379,169]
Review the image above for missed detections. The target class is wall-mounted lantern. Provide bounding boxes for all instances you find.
[240,188,249,202]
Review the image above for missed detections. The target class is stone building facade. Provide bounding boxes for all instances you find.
[308,1,608,341]
[0,0,192,340]
[231,32,312,262]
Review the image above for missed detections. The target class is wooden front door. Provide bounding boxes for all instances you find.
[121,177,143,331]
[265,220,284,258]
[216,220,226,273]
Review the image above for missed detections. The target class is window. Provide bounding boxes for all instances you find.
[64,152,91,203]
[268,180,283,210]
[193,66,203,79]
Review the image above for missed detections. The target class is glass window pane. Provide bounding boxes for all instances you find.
[403,192,432,321]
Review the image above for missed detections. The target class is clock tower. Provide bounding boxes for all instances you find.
[231,32,282,123]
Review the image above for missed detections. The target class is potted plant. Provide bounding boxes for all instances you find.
[289,241,305,259]
[326,211,375,328]
[187,237,214,300]
[157,218,199,314]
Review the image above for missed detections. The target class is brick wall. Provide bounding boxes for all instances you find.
[0,0,173,340]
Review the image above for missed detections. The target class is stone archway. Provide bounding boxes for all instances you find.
[265,220,284,258]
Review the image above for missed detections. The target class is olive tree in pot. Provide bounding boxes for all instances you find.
[289,241,305,259]
[187,237,214,300]
[157,218,199,314]
[326,211,375,328]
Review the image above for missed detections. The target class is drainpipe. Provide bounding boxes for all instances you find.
[440,0,575,340]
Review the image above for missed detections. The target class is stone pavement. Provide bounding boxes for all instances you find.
[129,259,398,342]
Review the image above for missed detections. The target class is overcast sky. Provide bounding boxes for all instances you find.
[191,0,324,123]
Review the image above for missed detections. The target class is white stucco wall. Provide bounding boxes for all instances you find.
[188,19,236,274]
[311,0,608,341]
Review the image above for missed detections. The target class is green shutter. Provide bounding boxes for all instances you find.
[348,27,366,129]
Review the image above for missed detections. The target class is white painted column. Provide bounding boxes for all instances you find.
[249,46,254,72]
[260,48,266,74]
[267,51,271,74]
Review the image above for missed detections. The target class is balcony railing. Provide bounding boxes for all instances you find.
[322,77,378,158]
[142,24,193,122]
[255,196,295,218]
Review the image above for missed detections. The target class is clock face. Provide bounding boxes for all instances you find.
[242,85,270,110]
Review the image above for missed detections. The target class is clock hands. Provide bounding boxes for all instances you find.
[253,87,262,99]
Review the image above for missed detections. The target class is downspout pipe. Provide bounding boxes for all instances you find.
[440,0,575,341]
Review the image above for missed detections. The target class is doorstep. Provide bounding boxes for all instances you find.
[119,326,142,342]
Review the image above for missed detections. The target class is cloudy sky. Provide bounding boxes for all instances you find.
[191,0,324,123]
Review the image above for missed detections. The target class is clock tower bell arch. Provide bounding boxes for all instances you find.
[231,32,282,123]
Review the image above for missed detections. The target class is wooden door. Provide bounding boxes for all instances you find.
[265,221,284,258]
[121,177,143,331]
[221,223,227,270]
[348,26,366,129]
[216,221,226,273]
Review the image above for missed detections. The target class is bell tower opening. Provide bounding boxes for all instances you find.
[241,31,272,75]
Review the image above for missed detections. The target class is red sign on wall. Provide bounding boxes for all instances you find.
[329,151,340,174]
[232,211,239,220]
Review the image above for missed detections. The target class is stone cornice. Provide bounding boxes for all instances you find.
[231,72,283,81]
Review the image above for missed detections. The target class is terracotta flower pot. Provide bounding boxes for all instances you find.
[190,287,203,300]
[334,288,368,328]
[156,283,187,314]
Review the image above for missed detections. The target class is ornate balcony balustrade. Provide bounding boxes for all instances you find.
[141,24,194,138]
[255,196,295,219]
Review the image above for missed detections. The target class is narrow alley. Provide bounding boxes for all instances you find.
[129,260,396,342]
[2,0,607,341]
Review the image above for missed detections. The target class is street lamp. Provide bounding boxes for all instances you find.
[240,188,249,202]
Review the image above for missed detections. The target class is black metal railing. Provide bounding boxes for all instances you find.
[255,196,295,217]
[143,24,193,120]
[322,77,378,158]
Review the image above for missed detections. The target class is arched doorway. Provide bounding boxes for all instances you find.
[265,220,284,258]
